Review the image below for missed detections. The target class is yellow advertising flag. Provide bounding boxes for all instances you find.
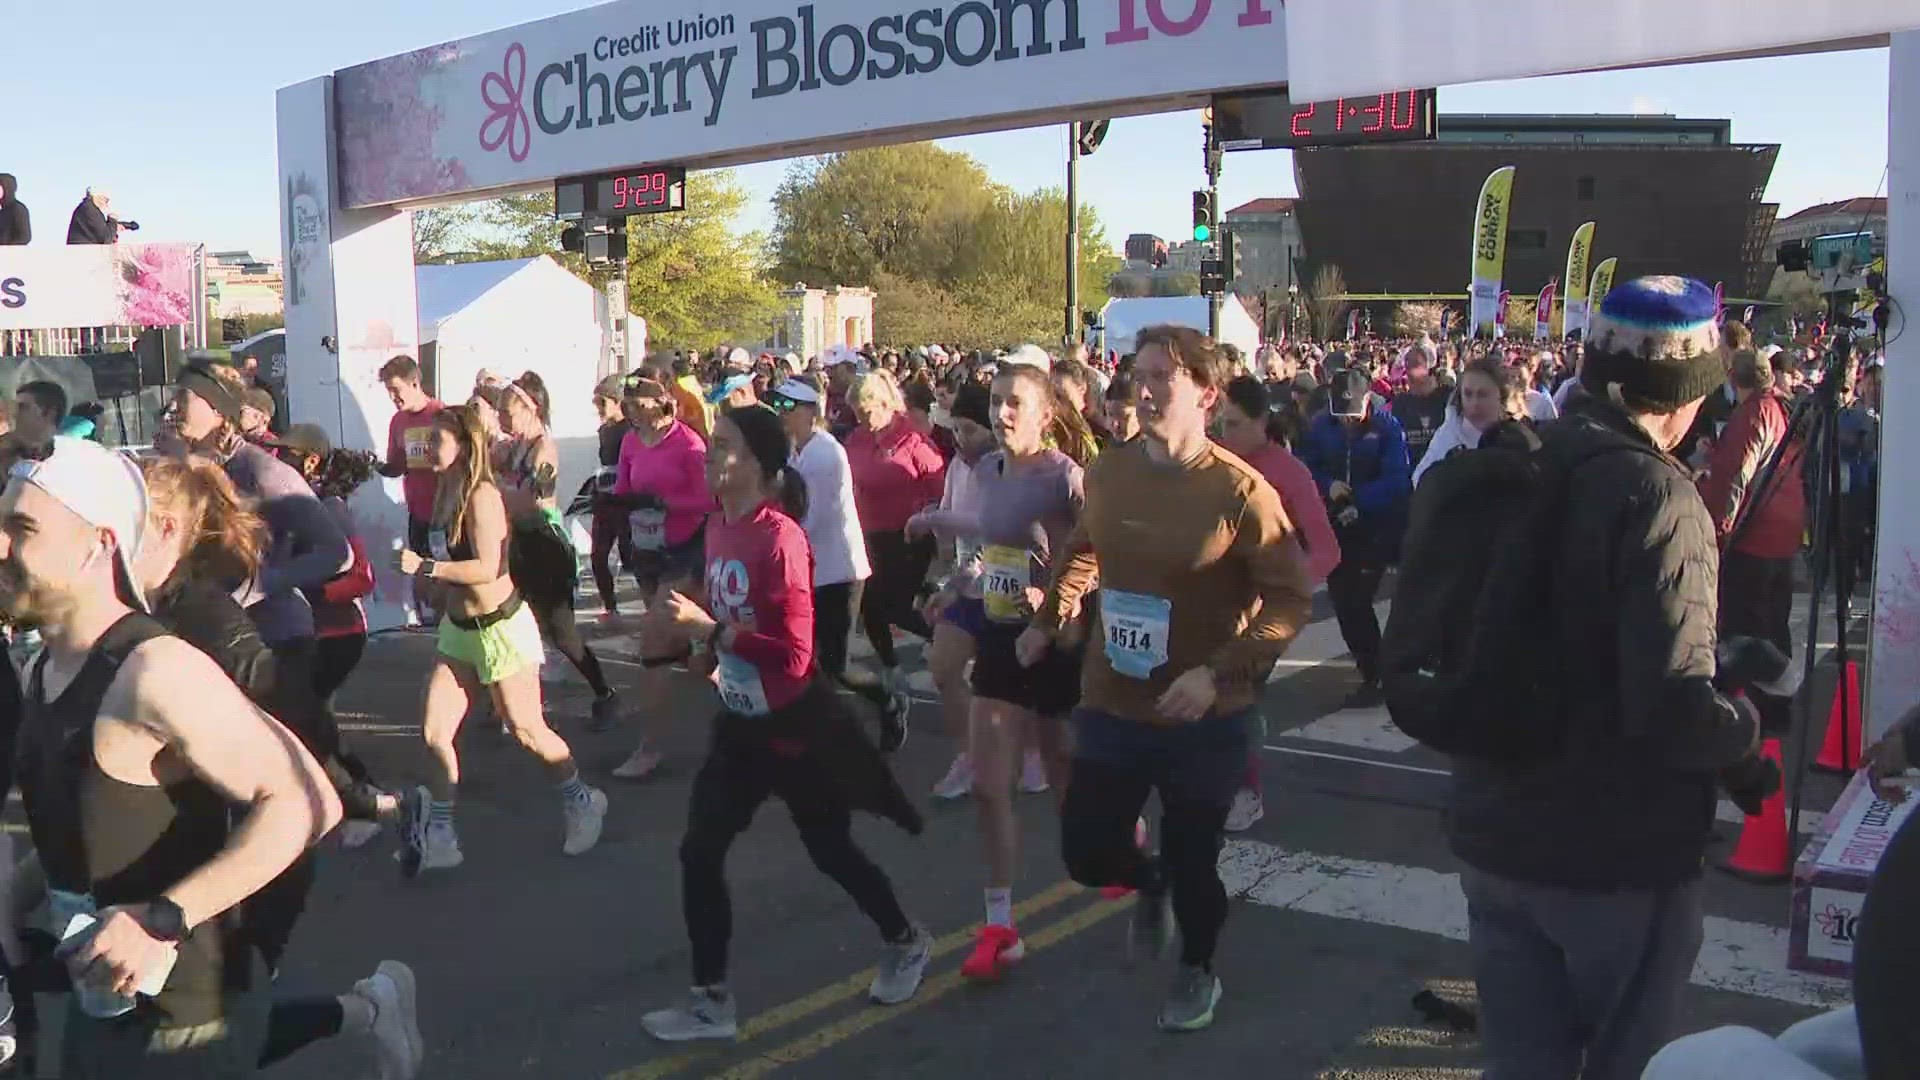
[1468,166,1517,336]
[1559,222,1595,337]
[1585,257,1619,336]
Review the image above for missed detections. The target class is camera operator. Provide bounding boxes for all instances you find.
[1696,348,1805,737]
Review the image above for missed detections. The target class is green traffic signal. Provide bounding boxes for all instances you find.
[1193,224,1212,243]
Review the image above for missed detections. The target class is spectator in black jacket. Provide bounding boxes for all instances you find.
[1450,277,1765,1080]
[0,175,27,245]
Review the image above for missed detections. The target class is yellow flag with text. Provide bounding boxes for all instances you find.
[1585,257,1619,337]
[1560,222,1595,337]
[1468,166,1516,336]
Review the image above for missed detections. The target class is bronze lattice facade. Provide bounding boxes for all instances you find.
[1292,115,1780,300]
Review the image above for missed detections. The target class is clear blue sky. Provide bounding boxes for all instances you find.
[3,0,1890,258]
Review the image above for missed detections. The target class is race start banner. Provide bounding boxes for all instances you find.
[1534,281,1555,341]
[0,244,200,331]
[1468,166,1515,337]
[1561,221,1594,338]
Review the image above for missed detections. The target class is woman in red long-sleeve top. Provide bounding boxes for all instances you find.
[640,404,930,1041]
[842,369,946,705]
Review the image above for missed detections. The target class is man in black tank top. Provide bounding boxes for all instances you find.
[0,439,341,1077]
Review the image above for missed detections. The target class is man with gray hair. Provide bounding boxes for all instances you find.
[66,187,135,245]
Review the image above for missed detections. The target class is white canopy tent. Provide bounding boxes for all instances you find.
[1101,296,1263,361]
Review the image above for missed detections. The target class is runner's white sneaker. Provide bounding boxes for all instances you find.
[1019,750,1050,794]
[932,754,973,800]
[612,745,664,780]
[562,786,608,855]
[1224,788,1264,833]
[355,960,423,1080]
[643,987,738,1042]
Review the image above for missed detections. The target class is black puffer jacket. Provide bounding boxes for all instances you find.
[1448,396,1759,890]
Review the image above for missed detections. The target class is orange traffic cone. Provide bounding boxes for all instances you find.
[1813,659,1864,774]
[1719,737,1791,883]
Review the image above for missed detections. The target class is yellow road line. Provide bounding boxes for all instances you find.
[609,879,1087,1080]
[711,895,1132,1080]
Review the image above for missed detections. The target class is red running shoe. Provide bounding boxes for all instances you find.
[960,925,1026,983]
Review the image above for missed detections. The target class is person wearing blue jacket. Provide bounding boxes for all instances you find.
[1295,368,1411,707]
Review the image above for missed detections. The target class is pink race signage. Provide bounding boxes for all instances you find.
[0,243,199,331]
[331,0,1288,207]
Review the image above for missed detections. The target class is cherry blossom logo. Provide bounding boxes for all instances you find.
[1814,903,1858,943]
[479,43,531,162]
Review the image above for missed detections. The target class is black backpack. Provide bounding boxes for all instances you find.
[1381,422,1652,762]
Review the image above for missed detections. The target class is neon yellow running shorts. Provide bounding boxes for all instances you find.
[437,600,545,685]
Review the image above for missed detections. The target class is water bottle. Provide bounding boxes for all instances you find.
[57,912,177,1019]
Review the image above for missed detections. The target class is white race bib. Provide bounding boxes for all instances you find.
[716,653,771,716]
[1101,589,1172,680]
[980,545,1030,623]
[427,527,451,561]
[628,508,667,551]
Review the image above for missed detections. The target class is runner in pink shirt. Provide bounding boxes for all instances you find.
[1213,375,1345,833]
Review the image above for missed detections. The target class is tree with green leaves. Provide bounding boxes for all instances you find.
[411,171,780,351]
[772,143,1122,349]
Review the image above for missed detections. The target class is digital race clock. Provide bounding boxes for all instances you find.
[1214,88,1437,151]
[555,166,688,219]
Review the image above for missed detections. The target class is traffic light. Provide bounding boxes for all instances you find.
[1221,230,1237,281]
[1191,191,1214,243]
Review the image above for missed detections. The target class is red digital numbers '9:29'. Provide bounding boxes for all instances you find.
[610,172,668,210]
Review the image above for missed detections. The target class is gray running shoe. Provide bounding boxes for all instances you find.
[1157,964,1222,1032]
[1130,888,1173,961]
[642,987,738,1042]
[869,925,933,1005]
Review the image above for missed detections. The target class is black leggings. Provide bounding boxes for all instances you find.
[680,707,912,985]
[529,593,613,698]
[1060,758,1237,969]
[590,509,639,610]
[311,633,365,700]
[260,998,344,1067]
[859,530,934,669]
[814,580,864,682]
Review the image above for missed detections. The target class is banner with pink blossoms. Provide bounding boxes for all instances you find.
[0,243,199,331]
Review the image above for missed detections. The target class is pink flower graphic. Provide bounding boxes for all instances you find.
[117,244,196,327]
[1814,902,1855,940]
[479,43,531,162]
[336,43,472,207]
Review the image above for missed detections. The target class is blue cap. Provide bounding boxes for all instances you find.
[705,372,754,405]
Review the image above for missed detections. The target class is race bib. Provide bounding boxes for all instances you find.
[980,545,1030,623]
[403,426,434,470]
[628,508,667,551]
[1101,589,1172,679]
[427,527,451,561]
[716,653,771,716]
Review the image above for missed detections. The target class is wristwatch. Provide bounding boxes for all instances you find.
[139,897,188,942]
[416,559,437,580]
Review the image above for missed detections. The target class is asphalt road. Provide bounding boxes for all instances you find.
[255,581,1862,1080]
